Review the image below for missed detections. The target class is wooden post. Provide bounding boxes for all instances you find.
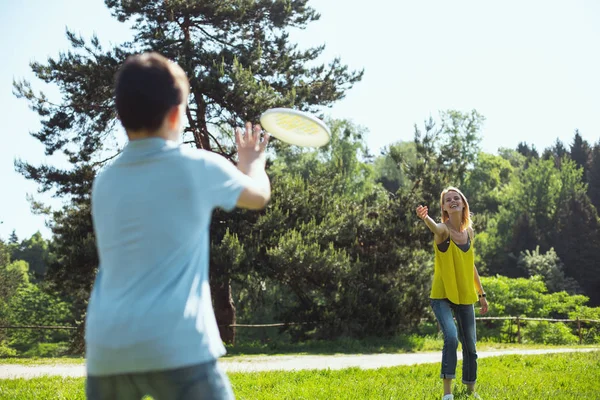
[577,317,582,345]
[516,316,521,344]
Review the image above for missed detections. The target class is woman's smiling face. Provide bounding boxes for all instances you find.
[443,190,463,214]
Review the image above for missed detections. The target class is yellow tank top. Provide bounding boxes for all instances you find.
[430,234,478,305]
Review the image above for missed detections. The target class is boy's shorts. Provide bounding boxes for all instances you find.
[86,360,234,400]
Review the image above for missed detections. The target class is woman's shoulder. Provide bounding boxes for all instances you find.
[467,226,475,241]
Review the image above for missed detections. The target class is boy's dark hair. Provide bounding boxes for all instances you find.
[115,52,189,133]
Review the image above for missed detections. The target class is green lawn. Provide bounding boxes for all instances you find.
[224,335,600,356]
[0,352,598,399]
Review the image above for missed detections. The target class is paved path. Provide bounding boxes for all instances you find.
[0,348,597,379]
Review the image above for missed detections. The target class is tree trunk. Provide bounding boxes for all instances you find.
[211,273,236,345]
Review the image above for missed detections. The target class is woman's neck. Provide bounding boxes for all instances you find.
[447,213,463,232]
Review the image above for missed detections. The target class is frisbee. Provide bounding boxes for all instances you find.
[259,108,331,147]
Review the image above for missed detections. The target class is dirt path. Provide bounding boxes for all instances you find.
[0,348,597,379]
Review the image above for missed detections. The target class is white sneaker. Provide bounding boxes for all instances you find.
[442,395,454,400]
[470,393,482,399]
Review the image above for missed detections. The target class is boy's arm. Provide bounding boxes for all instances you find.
[235,123,271,210]
[236,162,271,210]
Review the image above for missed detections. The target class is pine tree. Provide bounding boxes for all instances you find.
[569,130,591,182]
[14,0,363,347]
[589,142,600,212]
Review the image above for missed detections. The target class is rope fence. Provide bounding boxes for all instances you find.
[1,317,599,344]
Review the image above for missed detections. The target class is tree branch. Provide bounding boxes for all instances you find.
[92,150,122,166]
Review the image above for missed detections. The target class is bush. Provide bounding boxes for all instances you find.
[0,341,17,357]
[523,321,578,345]
[569,306,600,344]
[22,342,70,358]
[4,283,72,351]
[478,275,597,343]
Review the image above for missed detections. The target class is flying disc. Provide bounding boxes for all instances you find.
[259,108,331,147]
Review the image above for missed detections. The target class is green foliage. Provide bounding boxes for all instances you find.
[463,152,513,216]
[516,141,540,161]
[374,141,416,193]
[21,342,70,358]
[517,246,580,294]
[9,232,51,279]
[479,275,594,343]
[0,239,11,267]
[569,130,591,181]
[240,120,432,339]
[0,262,29,346]
[15,0,363,348]
[588,141,600,211]
[481,151,600,305]
[397,110,484,213]
[3,284,73,352]
[522,321,578,345]
[482,275,588,319]
[569,306,600,344]
[0,342,17,357]
[2,260,30,284]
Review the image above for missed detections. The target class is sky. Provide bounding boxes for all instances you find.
[1,0,599,240]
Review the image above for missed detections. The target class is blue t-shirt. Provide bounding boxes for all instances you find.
[85,137,253,376]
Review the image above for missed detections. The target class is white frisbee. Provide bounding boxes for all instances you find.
[259,108,331,147]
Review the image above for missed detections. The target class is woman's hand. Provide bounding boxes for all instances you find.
[479,296,489,314]
[416,205,429,220]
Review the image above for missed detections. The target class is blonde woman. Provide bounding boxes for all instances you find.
[416,187,488,400]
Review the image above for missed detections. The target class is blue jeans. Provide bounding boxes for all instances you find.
[431,299,478,384]
[86,360,234,400]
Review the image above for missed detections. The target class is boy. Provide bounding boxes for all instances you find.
[85,52,270,399]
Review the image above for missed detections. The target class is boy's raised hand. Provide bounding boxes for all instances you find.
[236,122,269,167]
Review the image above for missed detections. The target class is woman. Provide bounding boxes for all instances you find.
[416,187,488,400]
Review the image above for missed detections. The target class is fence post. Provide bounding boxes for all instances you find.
[577,317,582,345]
[516,316,521,344]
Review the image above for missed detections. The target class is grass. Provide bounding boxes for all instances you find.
[224,334,598,356]
[0,357,85,366]
[0,352,598,399]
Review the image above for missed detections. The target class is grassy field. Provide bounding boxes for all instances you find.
[224,335,600,356]
[0,351,598,399]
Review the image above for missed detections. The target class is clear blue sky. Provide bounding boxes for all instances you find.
[1,0,599,240]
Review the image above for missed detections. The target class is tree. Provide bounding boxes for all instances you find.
[463,152,514,216]
[516,142,539,161]
[373,141,416,193]
[484,159,562,277]
[482,156,600,305]
[0,258,30,347]
[542,138,568,169]
[551,159,600,305]
[0,239,10,267]
[517,246,580,294]
[14,0,362,347]
[4,283,73,352]
[8,231,18,246]
[10,232,51,280]
[587,141,600,211]
[569,130,591,181]
[240,120,432,339]
[397,110,484,217]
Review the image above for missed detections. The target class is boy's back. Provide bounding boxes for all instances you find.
[85,52,270,400]
[86,138,251,375]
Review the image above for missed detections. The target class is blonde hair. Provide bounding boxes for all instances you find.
[440,186,472,231]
